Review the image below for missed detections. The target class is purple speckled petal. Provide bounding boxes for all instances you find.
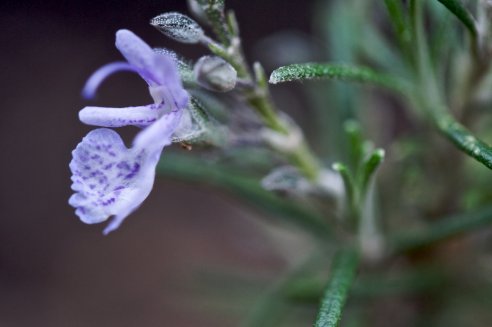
[69,129,156,232]
[82,62,138,99]
[101,111,183,234]
[79,104,160,128]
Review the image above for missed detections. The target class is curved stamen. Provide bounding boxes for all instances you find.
[82,62,138,99]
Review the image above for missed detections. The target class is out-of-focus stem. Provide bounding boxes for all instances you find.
[410,0,492,171]
[410,0,442,113]
[205,24,322,180]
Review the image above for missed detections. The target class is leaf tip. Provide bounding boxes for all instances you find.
[332,162,345,172]
[374,148,385,160]
[268,71,280,84]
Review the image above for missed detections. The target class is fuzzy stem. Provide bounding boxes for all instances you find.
[207,24,323,180]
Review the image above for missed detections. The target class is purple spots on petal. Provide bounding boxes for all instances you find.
[101,197,116,206]
[79,154,89,162]
[125,163,140,180]
[117,161,130,170]
[90,170,103,177]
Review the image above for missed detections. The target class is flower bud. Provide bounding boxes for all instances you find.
[193,56,237,92]
[150,12,204,44]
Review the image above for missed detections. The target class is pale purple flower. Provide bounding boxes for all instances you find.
[80,29,188,127]
[69,29,189,234]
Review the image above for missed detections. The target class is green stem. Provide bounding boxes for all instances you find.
[207,40,250,78]
[313,248,359,327]
[286,267,446,302]
[436,114,492,169]
[207,20,322,180]
[245,90,288,133]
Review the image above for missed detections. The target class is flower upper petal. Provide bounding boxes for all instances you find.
[79,104,160,128]
[150,55,189,108]
[115,29,188,106]
[115,29,161,85]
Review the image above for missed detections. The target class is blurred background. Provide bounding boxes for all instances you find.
[0,0,324,326]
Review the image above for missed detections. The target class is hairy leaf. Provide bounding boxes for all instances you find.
[313,248,359,327]
[437,115,492,170]
[269,63,410,95]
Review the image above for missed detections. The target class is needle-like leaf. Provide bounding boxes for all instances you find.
[435,0,477,37]
[157,153,332,239]
[269,63,411,95]
[313,248,359,327]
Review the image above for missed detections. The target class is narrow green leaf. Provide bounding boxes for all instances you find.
[269,63,411,95]
[384,0,407,35]
[429,1,457,79]
[313,248,359,327]
[391,204,492,253]
[384,0,411,51]
[358,21,408,76]
[437,115,492,170]
[332,163,356,212]
[360,149,385,194]
[157,153,332,239]
[343,120,364,171]
[286,267,446,302]
[195,0,230,45]
[323,0,361,155]
[253,62,268,89]
[435,0,477,37]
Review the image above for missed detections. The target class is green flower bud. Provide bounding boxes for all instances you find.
[193,56,237,92]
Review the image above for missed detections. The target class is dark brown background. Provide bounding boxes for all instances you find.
[0,1,320,326]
